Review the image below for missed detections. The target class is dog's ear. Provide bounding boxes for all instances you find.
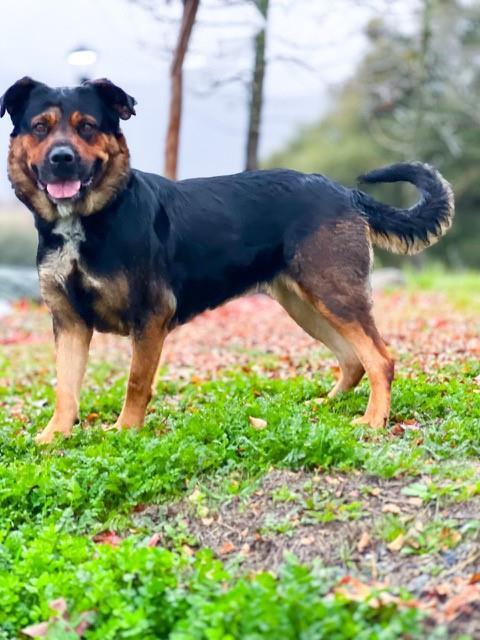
[0,77,41,122]
[85,78,136,120]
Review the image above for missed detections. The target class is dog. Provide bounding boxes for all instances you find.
[1,77,455,444]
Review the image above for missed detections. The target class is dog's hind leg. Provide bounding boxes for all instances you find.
[280,216,394,428]
[269,277,365,397]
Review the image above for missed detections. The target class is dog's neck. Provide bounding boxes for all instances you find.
[56,202,75,219]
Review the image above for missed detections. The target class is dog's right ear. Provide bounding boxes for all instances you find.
[0,77,42,124]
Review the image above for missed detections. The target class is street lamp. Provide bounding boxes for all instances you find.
[67,46,98,83]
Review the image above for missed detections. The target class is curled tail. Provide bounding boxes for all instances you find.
[351,162,454,255]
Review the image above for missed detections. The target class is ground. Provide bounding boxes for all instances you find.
[0,270,479,639]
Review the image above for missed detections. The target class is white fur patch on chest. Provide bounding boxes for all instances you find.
[39,215,86,288]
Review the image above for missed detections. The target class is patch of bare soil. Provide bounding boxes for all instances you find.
[136,469,480,636]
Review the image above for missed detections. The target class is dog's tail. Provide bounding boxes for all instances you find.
[351,162,454,255]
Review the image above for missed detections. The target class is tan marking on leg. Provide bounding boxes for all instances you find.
[310,296,394,428]
[269,276,365,397]
[35,323,93,444]
[114,316,170,430]
[278,216,393,426]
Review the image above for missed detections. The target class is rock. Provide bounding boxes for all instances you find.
[0,266,40,301]
[371,268,406,291]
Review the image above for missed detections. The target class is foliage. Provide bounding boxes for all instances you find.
[0,275,479,636]
[268,0,480,268]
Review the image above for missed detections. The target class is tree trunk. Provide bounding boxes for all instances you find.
[411,0,433,269]
[164,0,200,180]
[245,0,269,171]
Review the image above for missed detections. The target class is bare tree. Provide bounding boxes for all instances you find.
[245,0,269,170]
[164,0,200,179]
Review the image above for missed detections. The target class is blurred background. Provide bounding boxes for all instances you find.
[0,0,479,308]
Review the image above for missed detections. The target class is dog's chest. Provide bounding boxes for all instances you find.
[39,215,94,291]
[38,215,130,334]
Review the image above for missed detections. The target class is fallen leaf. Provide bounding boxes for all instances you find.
[357,531,372,553]
[387,534,405,551]
[218,540,235,556]
[334,576,408,609]
[74,611,94,636]
[382,503,401,514]
[21,598,73,638]
[147,532,161,547]
[407,497,423,507]
[92,531,122,547]
[49,599,68,616]
[21,622,50,638]
[443,584,480,622]
[248,416,267,430]
[391,423,405,436]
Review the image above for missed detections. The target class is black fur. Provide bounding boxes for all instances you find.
[34,162,454,332]
[352,162,454,253]
[0,76,135,137]
[1,78,454,333]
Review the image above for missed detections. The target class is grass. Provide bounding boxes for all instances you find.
[404,265,480,312]
[0,278,479,637]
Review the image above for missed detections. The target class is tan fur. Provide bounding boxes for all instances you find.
[7,130,130,221]
[269,275,365,397]
[273,218,394,428]
[35,323,93,444]
[8,134,58,221]
[80,134,130,215]
[114,305,176,430]
[89,272,131,335]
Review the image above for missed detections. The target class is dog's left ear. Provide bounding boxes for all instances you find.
[0,76,42,122]
[85,78,136,120]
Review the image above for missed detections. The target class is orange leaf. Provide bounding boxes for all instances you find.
[147,532,161,547]
[443,584,480,622]
[92,531,122,547]
[218,540,235,556]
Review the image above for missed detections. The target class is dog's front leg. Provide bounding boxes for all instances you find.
[114,318,168,430]
[35,322,93,444]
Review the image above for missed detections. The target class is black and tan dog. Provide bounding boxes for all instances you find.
[1,77,454,444]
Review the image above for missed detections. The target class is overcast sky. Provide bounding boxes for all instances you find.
[0,0,417,203]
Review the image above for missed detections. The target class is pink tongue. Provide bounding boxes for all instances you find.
[46,180,81,199]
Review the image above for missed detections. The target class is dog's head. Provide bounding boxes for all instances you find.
[1,77,136,219]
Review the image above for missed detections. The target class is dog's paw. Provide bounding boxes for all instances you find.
[104,421,123,432]
[352,414,387,429]
[34,422,73,444]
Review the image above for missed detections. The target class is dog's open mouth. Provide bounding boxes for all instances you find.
[46,180,81,199]
[37,176,94,201]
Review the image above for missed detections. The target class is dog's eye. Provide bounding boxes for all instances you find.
[32,122,48,136]
[77,121,96,137]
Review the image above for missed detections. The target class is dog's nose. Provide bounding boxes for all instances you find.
[49,146,75,166]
